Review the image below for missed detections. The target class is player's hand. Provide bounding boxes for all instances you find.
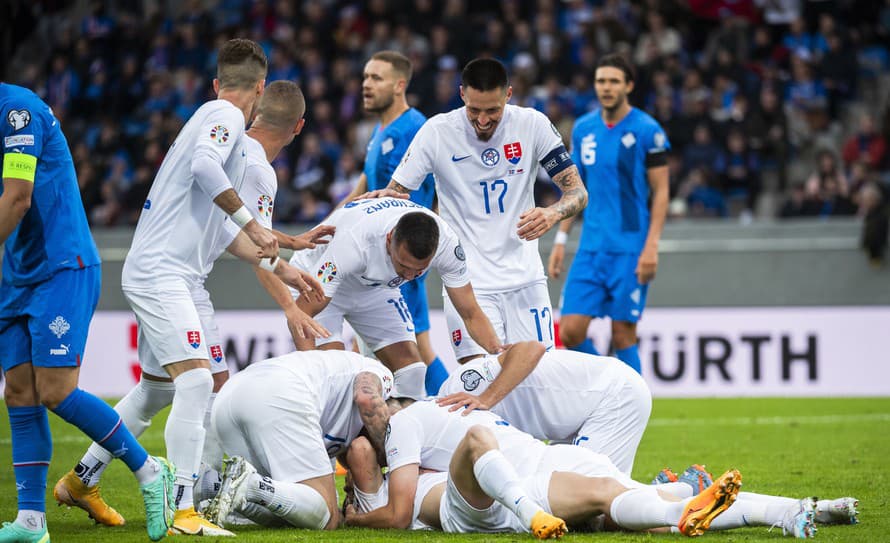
[285,306,330,341]
[548,244,565,278]
[282,224,336,251]
[277,263,326,304]
[354,188,409,201]
[636,246,658,284]
[437,392,491,415]
[244,221,279,258]
[343,503,358,524]
[517,207,560,241]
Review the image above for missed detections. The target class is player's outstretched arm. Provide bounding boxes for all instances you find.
[212,187,279,257]
[445,283,505,355]
[517,166,587,241]
[548,215,577,279]
[637,165,669,284]
[353,372,390,458]
[438,341,545,415]
[353,179,412,201]
[274,224,336,251]
[0,177,33,245]
[344,464,419,529]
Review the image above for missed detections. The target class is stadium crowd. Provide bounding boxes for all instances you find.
[4,0,890,224]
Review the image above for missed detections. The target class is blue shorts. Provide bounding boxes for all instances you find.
[400,275,431,334]
[0,265,101,371]
[560,251,648,323]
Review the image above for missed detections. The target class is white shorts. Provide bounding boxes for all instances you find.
[123,282,228,378]
[311,281,416,352]
[444,281,554,360]
[210,366,331,482]
[440,472,523,534]
[354,472,445,531]
[570,366,652,475]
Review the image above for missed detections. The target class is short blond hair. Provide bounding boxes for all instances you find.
[217,39,268,90]
[255,81,305,130]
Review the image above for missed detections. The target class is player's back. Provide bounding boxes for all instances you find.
[0,83,99,286]
[123,100,247,287]
[572,107,669,253]
[364,108,435,209]
[394,104,563,292]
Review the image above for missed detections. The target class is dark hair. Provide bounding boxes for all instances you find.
[217,38,268,90]
[461,57,509,92]
[370,50,413,83]
[392,212,439,259]
[596,53,635,83]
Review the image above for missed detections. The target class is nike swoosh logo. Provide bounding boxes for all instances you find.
[451,154,471,162]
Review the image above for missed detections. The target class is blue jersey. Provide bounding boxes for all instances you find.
[571,107,670,254]
[0,83,99,286]
[364,107,435,209]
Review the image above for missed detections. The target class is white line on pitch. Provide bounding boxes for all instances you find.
[648,413,890,427]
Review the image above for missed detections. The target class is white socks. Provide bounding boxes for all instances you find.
[707,492,798,530]
[134,456,162,486]
[609,487,686,530]
[654,481,694,499]
[244,473,330,529]
[473,450,541,529]
[393,362,427,400]
[14,510,45,532]
[166,368,213,510]
[76,378,176,487]
[201,392,224,471]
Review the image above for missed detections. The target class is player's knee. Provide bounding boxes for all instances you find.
[173,367,214,398]
[610,324,637,350]
[559,324,587,347]
[346,436,376,469]
[3,377,38,407]
[463,425,497,456]
[211,371,229,393]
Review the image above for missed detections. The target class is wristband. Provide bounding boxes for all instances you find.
[231,205,253,229]
[258,256,279,272]
[554,231,568,245]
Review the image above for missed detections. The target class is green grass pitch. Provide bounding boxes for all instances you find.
[2,398,888,542]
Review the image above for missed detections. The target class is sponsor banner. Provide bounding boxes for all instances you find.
[2,308,886,397]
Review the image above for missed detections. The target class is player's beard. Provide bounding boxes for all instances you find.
[365,94,395,114]
[601,93,627,116]
[473,121,497,142]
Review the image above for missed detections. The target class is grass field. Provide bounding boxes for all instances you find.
[2,398,888,542]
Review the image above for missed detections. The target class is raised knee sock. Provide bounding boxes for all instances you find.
[201,392,224,471]
[473,449,541,529]
[569,337,599,355]
[615,344,641,374]
[165,368,213,510]
[424,357,449,396]
[708,492,799,530]
[77,378,176,486]
[238,501,289,527]
[654,481,694,499]
[609,486,686,530]
[393,362,427,400]
[244,474,331,529]
[9,406,52,514]
[52,388,148,472]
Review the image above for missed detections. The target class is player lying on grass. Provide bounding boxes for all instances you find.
[201,350,394,531]
[436,345,651,474]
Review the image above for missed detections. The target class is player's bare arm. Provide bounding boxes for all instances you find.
[214,187,279,257]
[353,179,411,201]
[445,283,505,357]
[438,341,546,414]
[353,372,390,461]
[274,224,336,251]
[344,464,419,529]
[0,177,33,244]
[637,164,669,284]
[547,214,578,278]
[517,166,587,241]
[253,265,329,346]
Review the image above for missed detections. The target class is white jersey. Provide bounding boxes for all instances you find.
[385,400,544,475]
[234,350,394,455]
[439,350,644,442]
[392,104,564,293]
[289,197,469,299]
[123,99,247,288]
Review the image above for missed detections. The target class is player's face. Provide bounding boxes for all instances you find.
[388,239,433,281]
[461,85,512,142]
[594,66,633,112]
[363,59,399,114]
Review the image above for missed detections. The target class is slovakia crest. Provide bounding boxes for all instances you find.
[452,329,462,346]
[210,345,224,363]
[187,330,202,349]
[481,147,500,167]
[503,142,522,164]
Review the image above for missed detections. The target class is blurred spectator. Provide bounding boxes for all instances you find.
[807,149,849,198]
[722,129,761,214]
[683,123,725,177]
[634,11,682,67]
[841,114,888,171]
[681,167,728,218]
[859,182,889,266]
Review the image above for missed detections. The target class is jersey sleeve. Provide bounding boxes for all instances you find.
[385,411,424,471]
[193,106,244,168]
[440,356,500,396]
[2,100,47,180]
[391,121,437,191]
[532,110,565,160]
[311,232,364,299]
[239,163,277,229]
[432,220,470,288]
[642,120,671,169]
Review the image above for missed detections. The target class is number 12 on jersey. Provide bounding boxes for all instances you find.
[479,179,508,214]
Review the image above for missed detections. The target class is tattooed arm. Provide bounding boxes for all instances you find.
[352,371,390,457]
[353,180,412,200]
[517,165,588,241]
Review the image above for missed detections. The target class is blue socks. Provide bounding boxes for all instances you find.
[52,388,149,471]
[569,337,600,356]
[425,357,449,396]
[9,406,52,512]
[616,344,642,374]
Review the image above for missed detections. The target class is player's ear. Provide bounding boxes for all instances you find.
[626,79,634,94]
[459,85,466,103]
[505,85,513,103]
[294,118,305,135]
[257,79,266,96]
[212,78,220,94]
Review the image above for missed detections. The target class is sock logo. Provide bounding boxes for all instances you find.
[16,480,26,490]
[74,462,89,476]
[175,485,186,507]
[259,476,275,494]
[112,445,129,457]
